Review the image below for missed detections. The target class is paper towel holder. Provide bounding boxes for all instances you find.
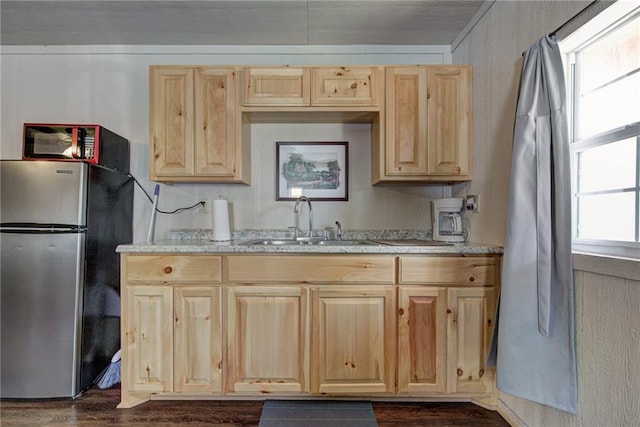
[211,195,231,242]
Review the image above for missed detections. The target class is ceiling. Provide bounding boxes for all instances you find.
[0,0,487,46]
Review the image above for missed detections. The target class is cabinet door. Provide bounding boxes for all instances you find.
[243,68,310,106]
[194,68,238,177]
[311,286,395,394]
[447,287,496,394]
[174,286,222,394]
[385,66,428,176]
[149,66,195,178]
[226,286,308,394]
[311,67,380,106]
[397,287,447,394]
[125,286,173,393]
[426,65,472,177]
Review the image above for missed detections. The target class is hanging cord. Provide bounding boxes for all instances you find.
[85,163,204,214]
[126,173,204,214]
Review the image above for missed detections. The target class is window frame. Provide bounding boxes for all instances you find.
[561,3,640,260]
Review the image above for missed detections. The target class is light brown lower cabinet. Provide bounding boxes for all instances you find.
[397,286,496,396]
[225,285,308,394]
[447,286,496,394]
[173,286,223,394]
[119,253,499,408]
[124,285,173,394]
[311,286,395,394]
[397,286,448,394]
[122,285,223,398]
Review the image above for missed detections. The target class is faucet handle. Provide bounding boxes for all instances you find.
[335,221,343,240]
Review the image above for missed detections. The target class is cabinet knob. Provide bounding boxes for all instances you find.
[163,266,173,274]
[447,309,452,314]
[457,368,463,377]
[398,308,405,315]
[469,276,475,282]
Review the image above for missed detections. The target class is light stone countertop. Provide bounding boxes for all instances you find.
[117,229,503,255]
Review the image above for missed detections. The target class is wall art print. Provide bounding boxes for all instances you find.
[276,141,348,201]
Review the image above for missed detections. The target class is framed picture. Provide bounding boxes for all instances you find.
[276,141,348,201]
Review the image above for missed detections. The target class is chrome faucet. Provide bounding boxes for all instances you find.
[294,196,313,238]
[335,221,343,240]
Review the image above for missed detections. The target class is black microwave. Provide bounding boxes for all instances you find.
[23,124,130,173]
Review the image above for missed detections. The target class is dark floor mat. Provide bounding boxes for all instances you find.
[259,399,378,426]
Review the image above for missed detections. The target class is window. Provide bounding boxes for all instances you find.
[561,2,640,259]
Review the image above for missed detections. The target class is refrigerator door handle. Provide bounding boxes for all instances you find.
[0,224,86,233]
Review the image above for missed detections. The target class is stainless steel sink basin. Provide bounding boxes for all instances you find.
[240,239,309,246]
[312,239,378,246]
[240,239,379,246]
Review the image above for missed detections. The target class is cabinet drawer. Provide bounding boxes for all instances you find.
[227,255,395,283]
[125,255,222,283]
[399,256,496,285]
[243,67,310,106]
[311,67,380,106]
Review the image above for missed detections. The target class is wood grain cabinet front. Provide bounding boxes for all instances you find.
[126,254,222,283]
[226,255,395,284]
[124,286,173,394]
[149,64,471,186]
[226,285,309,394]
[397,286,448,394]
[122,286,223,398]
[120,254,224,408]
[311,286,395,394]
[310,67,381,106]
[119,252,500,408]
[397,255,498,397]
[243,66,382,108]
[149,66,249,183]
[446,286,496,394]
[399,256,497,286]
[397,285,496,396]
[373,65,472,184]
[243,67,310,106]
[173,286,223,394]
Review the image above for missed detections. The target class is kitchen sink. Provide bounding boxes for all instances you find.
[311,239,378,246]
[240,239,309,246]
[239,238,454,247]
[240,239,379,246]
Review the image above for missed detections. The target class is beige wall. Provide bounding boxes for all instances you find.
[452,1,594,245]
[453,1,640,425]
[501,263,640,427]
[0,46,451,242]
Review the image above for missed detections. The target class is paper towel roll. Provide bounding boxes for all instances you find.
[212,196,231,241]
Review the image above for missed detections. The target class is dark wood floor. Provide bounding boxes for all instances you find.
[0,386,510,426]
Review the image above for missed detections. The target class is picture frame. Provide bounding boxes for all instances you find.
[276,141,348,201]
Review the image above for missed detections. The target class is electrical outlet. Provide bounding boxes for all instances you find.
[198,198,209,214]
[465,195,479,213]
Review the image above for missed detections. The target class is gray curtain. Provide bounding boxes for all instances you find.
[493,34,577,414]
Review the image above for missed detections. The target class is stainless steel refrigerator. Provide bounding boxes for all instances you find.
[0,160,133,398]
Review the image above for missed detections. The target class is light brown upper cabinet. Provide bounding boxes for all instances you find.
[373,65,472,184]
[243,66,382,108]
[243,67,310,106]
[149,64,471,185]
[311,67,380,106]
[149,66,250,183]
